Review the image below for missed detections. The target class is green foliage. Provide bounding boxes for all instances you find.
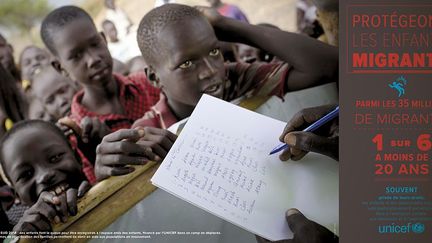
[0,0,52,34]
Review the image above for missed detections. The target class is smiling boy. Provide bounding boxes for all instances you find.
[0,120,90,232]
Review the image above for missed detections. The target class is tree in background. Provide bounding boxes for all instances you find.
[0,0,51,39]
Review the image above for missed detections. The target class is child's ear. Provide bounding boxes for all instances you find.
[145,66,161,88]
[6,44,14,54]
[100,31,107,44]
[51,60,69,77]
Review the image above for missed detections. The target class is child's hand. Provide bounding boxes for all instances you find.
[14,181,91,233]
[136,127,177,162]
[195,6,223,26]
[58,116,110,163]
[80,116,111,144]
[279,105,339,161]
[13,191,60,233]
[49,181,91,221]
[57,117,82,138]
[95,129,156,181]
[255,208,338,243]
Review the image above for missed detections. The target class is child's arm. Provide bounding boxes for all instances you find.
[13,182,90,233]
[197,7,338,91]
[80,116,111,144]
[95,128,176,181]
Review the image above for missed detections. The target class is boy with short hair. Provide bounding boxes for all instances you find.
[95,4,338,180]
[40,5,160,133]
[40,6,161,182]
[132,3,338,129]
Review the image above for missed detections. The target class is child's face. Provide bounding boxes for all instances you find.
[237,43,260,63]
[2,126,84,205]
[0,38,15,74]
[52,18,113,87]
[153,17,225,107]
[102,22,118,42]
[32,68,76,119]
[20,47,50,81]
[28,99,54,122]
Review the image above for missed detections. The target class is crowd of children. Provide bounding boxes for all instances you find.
[0,1,338,241]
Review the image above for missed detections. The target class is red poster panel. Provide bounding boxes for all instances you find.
[340,0,432,242]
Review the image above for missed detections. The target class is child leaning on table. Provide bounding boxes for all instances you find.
[0,120,90,233]
[94,3,338,181]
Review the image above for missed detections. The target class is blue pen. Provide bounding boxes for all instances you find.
[269,106,339,155]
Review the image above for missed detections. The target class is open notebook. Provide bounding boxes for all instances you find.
[151,95,338,241]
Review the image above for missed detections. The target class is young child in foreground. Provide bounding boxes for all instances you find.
[94,3,338,180]
[0,120,90,233]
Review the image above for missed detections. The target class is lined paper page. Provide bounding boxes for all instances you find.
[151,95,338,241]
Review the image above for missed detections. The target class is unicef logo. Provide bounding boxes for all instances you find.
[412,223,425,234]
[378,222,425,234]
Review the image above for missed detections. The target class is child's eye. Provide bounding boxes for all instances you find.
[57,86,67,95]
[36,55,46,61]
[179,60,192,69]
[209,48,220,56]
[17,169,33,182]
[45,96,54,105]
[90,40,100,47]
[49,152,65,163]
[70,52,82,61]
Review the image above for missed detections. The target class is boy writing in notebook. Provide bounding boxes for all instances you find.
[95,4,337,180]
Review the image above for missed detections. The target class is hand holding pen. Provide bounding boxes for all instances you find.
[274,104,339,161]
